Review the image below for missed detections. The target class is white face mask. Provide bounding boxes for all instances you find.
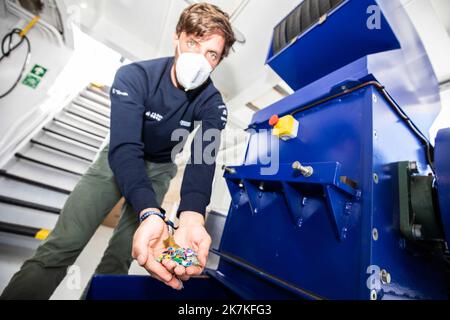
[175,40,213,91]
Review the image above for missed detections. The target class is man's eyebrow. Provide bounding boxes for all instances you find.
[207,49,219,55]
[189,35,222,57]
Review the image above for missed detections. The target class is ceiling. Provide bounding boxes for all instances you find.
[58,0,301,125]
[56,0,450,128]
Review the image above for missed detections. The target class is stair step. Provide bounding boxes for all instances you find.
[0,221,50,240]
[4,158,80,192]
[18,144,90,176]
[32,131,97,162]
[54,113,108,139]
[86,85,110,100]
[0,195,60,214]
[80,89,111,108]
[0,170,71,194]
[60,110,110,132]
[0,175,68,210]
[0,202,58,230]
[66,105,110,129]
[44,122,104,149]
[73,97,111,118]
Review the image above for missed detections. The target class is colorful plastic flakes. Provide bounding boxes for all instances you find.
[156,247,200,268]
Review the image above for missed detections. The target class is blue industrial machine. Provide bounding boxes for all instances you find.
[87,0,450,300]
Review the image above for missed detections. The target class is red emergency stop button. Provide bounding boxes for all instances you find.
[269,115,279,126]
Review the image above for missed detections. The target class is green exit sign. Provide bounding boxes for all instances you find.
[31,64,48,78]
[22,64,48,89]
[22,74,41,89]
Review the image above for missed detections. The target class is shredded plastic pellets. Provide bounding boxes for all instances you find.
[156,247,200,267]
[156,236,200,267]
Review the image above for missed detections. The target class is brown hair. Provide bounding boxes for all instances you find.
[176,3,236,59]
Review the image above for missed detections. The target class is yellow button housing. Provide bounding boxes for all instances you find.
[272,115,299,140]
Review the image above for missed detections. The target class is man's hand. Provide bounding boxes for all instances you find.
[132,208,183,290]
[161,211,212,282]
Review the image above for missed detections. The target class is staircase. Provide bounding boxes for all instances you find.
[0,84,111,240]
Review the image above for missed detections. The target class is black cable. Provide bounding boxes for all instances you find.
[0,28,31,99]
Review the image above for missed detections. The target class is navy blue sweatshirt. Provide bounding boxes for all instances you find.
[108,57,227,217]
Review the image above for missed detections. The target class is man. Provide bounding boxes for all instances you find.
[1,3,235,299]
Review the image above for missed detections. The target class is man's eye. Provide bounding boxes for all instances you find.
[187,40,196,48]
[209,52,218,60]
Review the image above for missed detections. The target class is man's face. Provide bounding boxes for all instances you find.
[173,31,225,70]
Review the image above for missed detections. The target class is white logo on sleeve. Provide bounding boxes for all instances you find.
[217,105,228,127]
[112,88,129,96]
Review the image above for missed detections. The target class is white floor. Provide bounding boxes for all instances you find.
[0,225,148,300]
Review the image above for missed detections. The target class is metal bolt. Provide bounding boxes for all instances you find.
[373,130,378,139]
[222,165,236,174]
[372,94,378,103]
[297,218,303,228]
[259,182,264,191]
[372,228,379,241]
[302,197,308,206]
[380,269,391,284]
[238,181,244,188]
[373,173,379,184]
[292,161,314,177]
[344,202,353,216]
[370,290,378,300]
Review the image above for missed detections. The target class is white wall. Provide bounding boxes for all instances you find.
[430,85,450,143]
[0,13,73,161]
[0,16,124,166]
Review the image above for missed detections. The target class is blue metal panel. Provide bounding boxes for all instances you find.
[435,128,450,245]
[369,90,447,300]
[225,162,360,241]
[264,0,441,139]
[208,255,318,300]
[86,274,239,300]
[221,88,373,299]
[218,85,447,299]
[251,56,371,126]
[267,0,400,92]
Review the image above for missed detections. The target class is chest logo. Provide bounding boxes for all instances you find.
[180,120,191,127]
[145,111,163,122]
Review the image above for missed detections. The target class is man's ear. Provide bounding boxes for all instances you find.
[172,32,179,49]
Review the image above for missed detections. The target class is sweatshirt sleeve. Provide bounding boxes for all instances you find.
[108,64,164,214]
[177,96,228,217]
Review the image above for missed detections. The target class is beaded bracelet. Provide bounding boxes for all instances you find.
[139,210,165,224]
[139,210,178,230]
